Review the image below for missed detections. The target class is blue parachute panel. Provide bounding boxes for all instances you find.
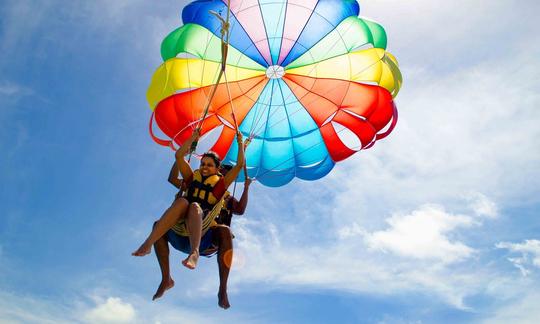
[280,0,360,67]
[182,0,269,67]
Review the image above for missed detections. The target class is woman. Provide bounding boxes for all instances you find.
[132,129,245,272]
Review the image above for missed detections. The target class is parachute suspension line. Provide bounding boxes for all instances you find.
[239,0,286,144]
[244,0,290,143]
[222,71,239,130]
[252,123,353,182]
[239,19,398,182]
[246,82,272,141]
[251,53,390,143]
[247,0,285,148]
[247,79,278,144]
[219,1,243,135]
[190,0,233,154]
[253,104,398,183]
[222,64,252,181]
[187,12,224,130]
[246,55,386,145]
[246,86,382,181]
[244,18,388,141]
[212,1,249,180]
[232,177,238,198]
[243,3,360,146]
[253,84,398,181]
[272,57,387,130]
[270,17,359,105]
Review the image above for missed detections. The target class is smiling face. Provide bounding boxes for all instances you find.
[200,156,218,177]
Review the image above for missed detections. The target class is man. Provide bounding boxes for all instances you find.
[152,161,252,309]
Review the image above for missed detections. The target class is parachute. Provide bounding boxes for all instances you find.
[147,0,402,187]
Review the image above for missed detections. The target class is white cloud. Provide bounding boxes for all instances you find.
[364,204,476,263]
[83,297,136,324]
[0,0,180,72]
[466,192,498,218]
[230,197,498,309]
[0,290,74,324]
[364,0,540,67]
[0,289,254,324]
[92,0,540,316]
[333,0,540,209]
[0,81,31,97]
[481,292,540,324]
[0,0,538,320]
[496,239,540,276]
[318,38,540,229]
[0,80,33,104]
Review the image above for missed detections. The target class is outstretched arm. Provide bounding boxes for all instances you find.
[167,162,182,189]
[223,132,245,188]
[230,178,251,215]
[175,129,200,181]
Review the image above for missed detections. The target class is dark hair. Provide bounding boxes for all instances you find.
[201,151,221,168]
[220,164,233,171]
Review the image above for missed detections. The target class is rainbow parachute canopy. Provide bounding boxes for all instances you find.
[147,0,402,187]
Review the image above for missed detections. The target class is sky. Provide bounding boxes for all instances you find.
[1,0,539,323]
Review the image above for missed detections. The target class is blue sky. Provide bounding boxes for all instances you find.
[1,0,540,323]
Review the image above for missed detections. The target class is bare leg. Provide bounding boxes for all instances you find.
[132,198,189,256]
[214,225,233,309]
[182,203,202,269]
[152,231,174,301]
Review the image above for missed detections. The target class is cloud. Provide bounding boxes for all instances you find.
[0,289,253,324]
[0,81,32,97]
[0,290,74,324]
[496,239,540,276]
[466,192,498,218]
[364,0,540,68]
[0,80,33,104]
[83,297,136,324]
[363,204,476,263]
[319,40,540,222]
[481,292,540,324]
[229,195,500,309]
[335,0,540,209]
[0,0,181,72]
[0,0,538,321]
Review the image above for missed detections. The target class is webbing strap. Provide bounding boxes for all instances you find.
[171,193,229,237]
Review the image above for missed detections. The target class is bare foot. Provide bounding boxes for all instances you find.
[181,251,199,270]
[131,242,152,256]
[218,289,230,309]
[152,278,175,301]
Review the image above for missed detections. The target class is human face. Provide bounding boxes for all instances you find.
[200,157,218,176]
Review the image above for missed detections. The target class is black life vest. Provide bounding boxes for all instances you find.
[216,199,233,226]
[185,170,223,211]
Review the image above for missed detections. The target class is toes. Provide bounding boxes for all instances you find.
[218,293,230,309]
[132,247,151,256]
[152,289,163,301]
[182,255,198,269]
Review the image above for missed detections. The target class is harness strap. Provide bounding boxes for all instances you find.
[171,192,230,237]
